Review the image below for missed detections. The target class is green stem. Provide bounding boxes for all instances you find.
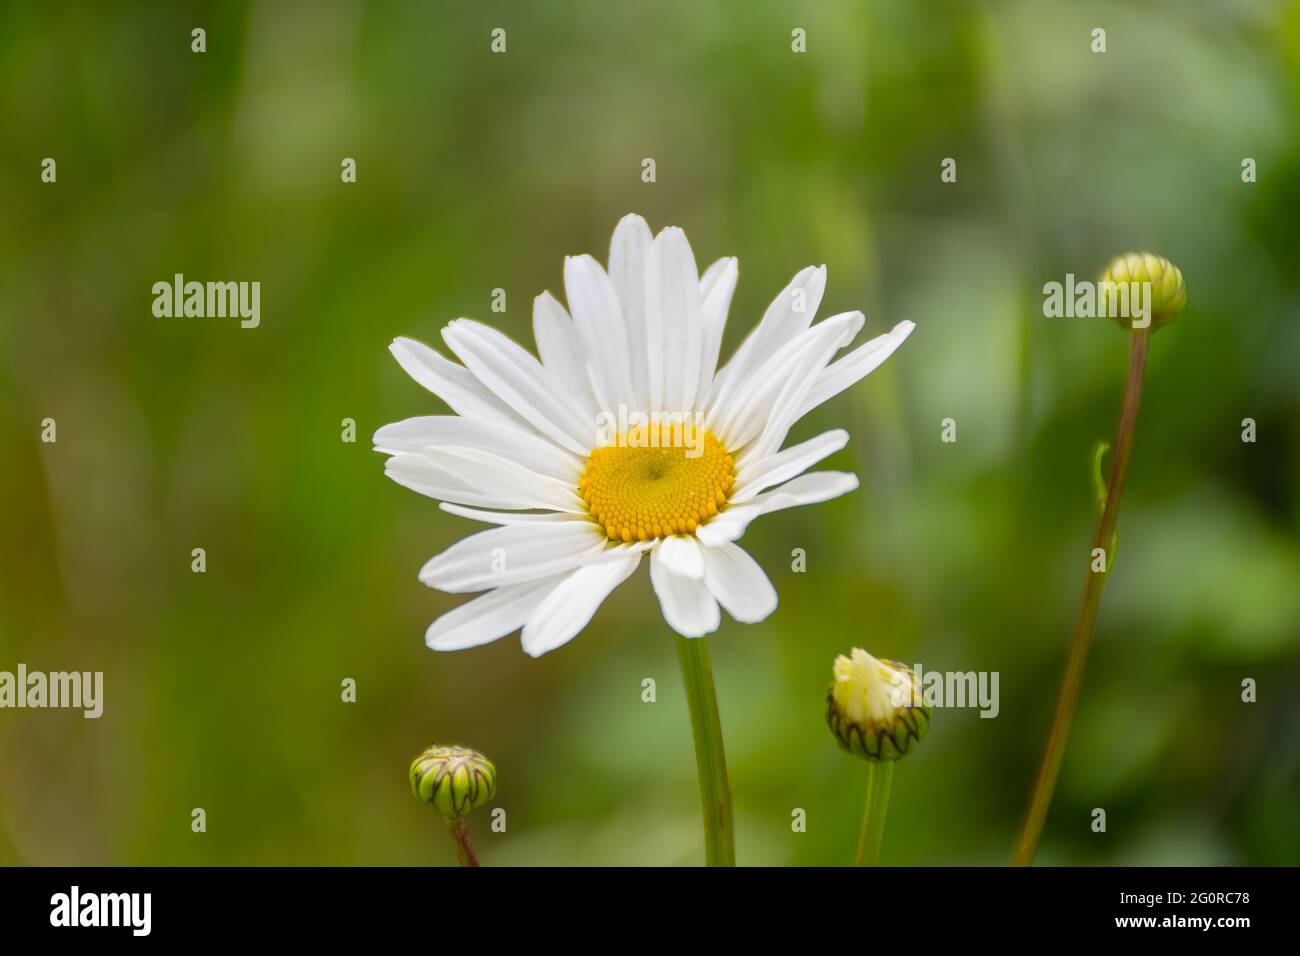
[675,634,735,866]
[1013,327,1150,866]
[854,761,894,866]
[443,816,480,867]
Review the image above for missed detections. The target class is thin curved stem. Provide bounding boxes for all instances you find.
[444,816,480,867]
[855,761,894,866]
[1013,328,1150,866]
[675,634,736,866]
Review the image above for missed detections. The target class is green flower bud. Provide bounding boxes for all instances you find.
[410,744,496,819]
[827,648,930,762]
[1100,252,1186,329]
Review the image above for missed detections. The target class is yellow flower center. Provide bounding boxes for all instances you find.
[579,424,735,542]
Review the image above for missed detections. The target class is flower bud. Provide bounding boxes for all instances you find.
[827,648,930,762]
[1100,252,1186,329]
[410,744,496,819]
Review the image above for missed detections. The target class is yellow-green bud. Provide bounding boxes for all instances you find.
[410,745,496,819]
[1100,252,1186,329]
[827,648,930,762]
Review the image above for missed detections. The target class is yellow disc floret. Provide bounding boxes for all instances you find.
[579,423,735,542]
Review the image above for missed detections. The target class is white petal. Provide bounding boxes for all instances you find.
[439,502,589,526]
[645,227,703,414]
[697,257,738,402]
[385,453,543,511]
[706,265,825,414]
[696,471,860,546]
[564,254,637,414]
[426,577,563,651]
[702,542,778,624]
[389,337,531,433]
[521,550,642,657]
[373,415,581,482]
[441,320,595,456]
[533,292,600,419]
[744,469,859,512]
[419,521,607,593]
[608,214,653,409]
[718,310,863,457]
[796,320,915,420]
[743,312,867,464]
[650,545,720,638]
[732,428,849,503]
[656,533,705,579]
[415,446,585,513]
[701,256,737,298]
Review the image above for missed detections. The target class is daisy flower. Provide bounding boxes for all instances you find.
[376,215,913,658]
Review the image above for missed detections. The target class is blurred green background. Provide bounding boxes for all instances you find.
[2,0,1298,866]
